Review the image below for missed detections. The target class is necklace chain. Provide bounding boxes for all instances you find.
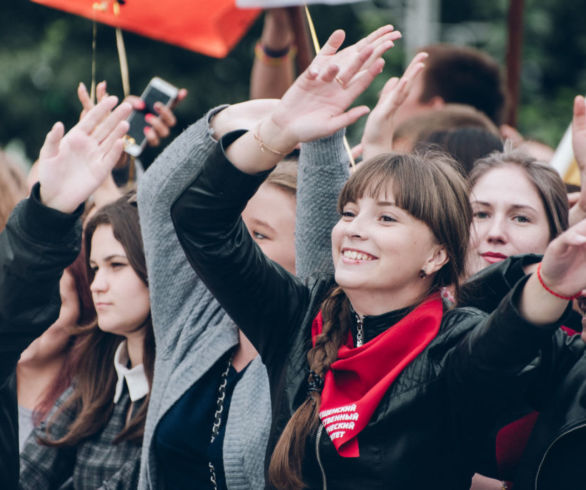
[355,313,365,347]
[208,353,234,489]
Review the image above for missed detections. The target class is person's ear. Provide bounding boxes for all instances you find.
[423,245,448,277]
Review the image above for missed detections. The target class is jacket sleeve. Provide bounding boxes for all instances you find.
[137,107,231,357]
[171,131,312,367]
[458,253,541,313]
[0,185,82,382]
[295,130,349,279]
[19,387,77,489]
[447,275,581,422]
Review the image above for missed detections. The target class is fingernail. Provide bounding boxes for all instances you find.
[136,100,146,110]
[153,102,162,112]
[144,113,154,123]
[143,127,151,136]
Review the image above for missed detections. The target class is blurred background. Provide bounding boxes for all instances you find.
[1,0,585,167]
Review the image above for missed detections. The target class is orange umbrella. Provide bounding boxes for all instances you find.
[30,0,261,58]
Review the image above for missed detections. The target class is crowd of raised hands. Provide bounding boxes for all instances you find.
[2,11,586,490]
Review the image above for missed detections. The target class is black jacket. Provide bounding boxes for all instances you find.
[462,256,586,490]
[171,133,570,489]
[0,185,81,489]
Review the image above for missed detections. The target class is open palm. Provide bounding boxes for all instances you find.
[270,27,396,144]
[38,96,131,213]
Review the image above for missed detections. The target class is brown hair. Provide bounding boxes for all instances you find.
[266,158,298,197]
[42,193,153,446]
[418,44,507,125]
[268,152,472,488]
[33,246,96,425]
[0,151,27,232]
[469,149,569,240]
[393,103,500,152]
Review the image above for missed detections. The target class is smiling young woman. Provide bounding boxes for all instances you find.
[165,27,586,489]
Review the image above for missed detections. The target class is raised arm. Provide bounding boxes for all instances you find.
[172,27,397,363]
[136,106,233,356]
[0,97,129,488]
[295,131,350,278]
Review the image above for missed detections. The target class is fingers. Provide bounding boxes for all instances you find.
[91,101,132,144]
[329,105,371,133]
[144,127,161,147]
[99,121,130,169]
[357,25,396,50]
[336,43,375,85]
[96,81,108,102]
[171,88,188,109]
[39,122,65,161]
[77,96,119,134]
[78,82,93,113]
[154,102,177,128]
[320,29,346,56]
[102,139,127,175]
[125,95,146,111]
[574,95,586,121]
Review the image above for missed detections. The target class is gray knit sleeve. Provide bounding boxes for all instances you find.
[137,106,232,357]
[295,130,350,279]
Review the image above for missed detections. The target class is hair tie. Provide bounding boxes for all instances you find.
[307,370,324,394]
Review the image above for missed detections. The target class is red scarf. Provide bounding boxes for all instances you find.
[311,293,443,457]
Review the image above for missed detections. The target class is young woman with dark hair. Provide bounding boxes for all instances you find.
[169,29,586,489]
[0,96,131,489]
[19,194,154,489]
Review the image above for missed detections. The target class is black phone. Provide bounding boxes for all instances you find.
[124,77,179,157]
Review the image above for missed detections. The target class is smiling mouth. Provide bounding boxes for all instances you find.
[342,249,376,261]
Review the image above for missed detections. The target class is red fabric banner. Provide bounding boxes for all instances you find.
[30,0,261,58]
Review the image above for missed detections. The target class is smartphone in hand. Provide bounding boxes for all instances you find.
[124,77,179,157]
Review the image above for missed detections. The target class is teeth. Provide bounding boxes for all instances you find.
[343,250,373,261]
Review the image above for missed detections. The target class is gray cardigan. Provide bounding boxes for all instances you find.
[137,107,349,489]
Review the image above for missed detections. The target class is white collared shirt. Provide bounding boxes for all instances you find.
[113,340,149,404]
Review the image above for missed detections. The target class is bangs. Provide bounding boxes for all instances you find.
[337,153,441,226]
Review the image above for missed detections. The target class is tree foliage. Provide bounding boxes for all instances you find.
[1,1,584,164]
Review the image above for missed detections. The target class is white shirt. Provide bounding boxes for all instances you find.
[113,340,149,404]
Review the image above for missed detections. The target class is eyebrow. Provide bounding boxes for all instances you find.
[472,200,538,213]
[248,218,276,233]
[89,254,128,264]
[376,200,397,207]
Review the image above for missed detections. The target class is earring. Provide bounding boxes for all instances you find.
[419,269,427,279]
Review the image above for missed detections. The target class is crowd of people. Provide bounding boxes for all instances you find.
[1,9,586,490]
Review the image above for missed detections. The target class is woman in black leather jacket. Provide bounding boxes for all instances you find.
[171,28,586,489]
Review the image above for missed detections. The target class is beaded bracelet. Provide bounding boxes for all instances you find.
[254,41,297,67]
[536,263,580,301]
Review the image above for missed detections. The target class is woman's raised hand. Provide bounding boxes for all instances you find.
[38,96,131,213]
[520,218,586,326]
[360,51,428,161]
[265,26,398,149]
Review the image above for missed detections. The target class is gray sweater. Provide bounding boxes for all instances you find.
[137,107,348,489]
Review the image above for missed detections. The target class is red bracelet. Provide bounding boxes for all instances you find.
[536,263,580,301]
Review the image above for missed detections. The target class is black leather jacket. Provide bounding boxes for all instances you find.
[171,134,570,489]
[0,185,81,489]
[462,256,586,490]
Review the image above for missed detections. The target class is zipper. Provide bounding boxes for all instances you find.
[534,422,586,489]
[355,313,365,347]
[316,424,327,490]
